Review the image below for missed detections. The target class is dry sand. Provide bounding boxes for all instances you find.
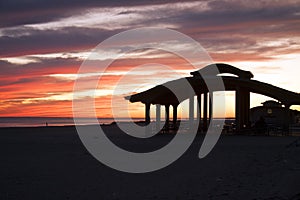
[0,125,300,200]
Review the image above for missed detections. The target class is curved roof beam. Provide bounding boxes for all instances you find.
[190,63,254,79]
[125,63,300,107]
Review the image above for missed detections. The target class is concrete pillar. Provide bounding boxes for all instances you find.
[165,104,170,131]
[284,104,291,135]
[209,92,213,125]
[156,104,161,132]
[189,95,194,127]
[203,92,208,131]
[235,89,240,131]
[236,87,250,132]
[173,104,178,127]
[145,103,151,124]
[197,94,202,131]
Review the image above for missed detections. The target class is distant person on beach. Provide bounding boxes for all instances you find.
[255,116,267,134]
[46,122,48,127]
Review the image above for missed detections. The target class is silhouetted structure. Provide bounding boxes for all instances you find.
[251,100,300,133]
[125,63,300,133]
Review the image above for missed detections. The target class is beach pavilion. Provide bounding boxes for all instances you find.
[125,63,300,133]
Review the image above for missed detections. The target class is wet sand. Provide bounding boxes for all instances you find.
[0,125,300,200]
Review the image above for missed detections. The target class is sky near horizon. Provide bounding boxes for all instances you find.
[0,0,300,118]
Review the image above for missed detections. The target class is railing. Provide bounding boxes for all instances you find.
[147,120,300,136]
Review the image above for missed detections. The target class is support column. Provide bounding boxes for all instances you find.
[173,104,178,128]
[236,87,250,132]
[283,104,291,135]
[203,92,208,131]
[156,104,161,132]
[145,103,150,124]
[209,92,213,126]
[189,95,194,128]
[165,104,170,131]
[235,89,240,131]
[197,94,202,131]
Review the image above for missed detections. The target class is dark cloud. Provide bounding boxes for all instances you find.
[0,27,119,57]
[0,0,194,28]
[171,1,300,30]
[1,0,299,58]
[0,57,81,77]
[199,37,257,52]
[10,76,58,85]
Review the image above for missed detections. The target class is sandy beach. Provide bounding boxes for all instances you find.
[0,125,300,200]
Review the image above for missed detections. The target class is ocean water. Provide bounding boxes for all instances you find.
[0,117,144,127]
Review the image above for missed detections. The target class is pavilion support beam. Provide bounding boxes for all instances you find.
[197,94,202,132]
[165,104,170,131]
[156,104,161,132]
[283,105,291,135]
[145,103,151,125]
[209,92,213,126]
[203,92,208,131]
[236,87,250,132]
[173,104,178,128]
[189,95,194,128]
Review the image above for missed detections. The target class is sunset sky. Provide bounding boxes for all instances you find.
[1,0,300,119]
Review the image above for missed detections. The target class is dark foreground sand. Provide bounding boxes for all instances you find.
[0,125,300,200]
